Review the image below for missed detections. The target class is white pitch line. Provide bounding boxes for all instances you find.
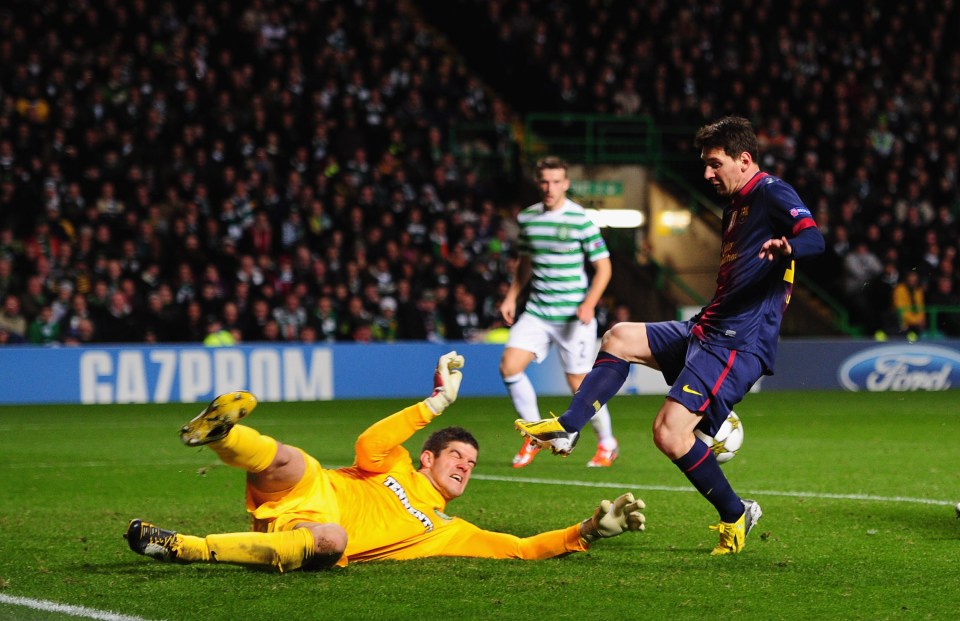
[2,459,953,507]
[0,594,157,621]
[471,473,956,507]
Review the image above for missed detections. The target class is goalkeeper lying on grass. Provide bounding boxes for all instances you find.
[125,351,646,572]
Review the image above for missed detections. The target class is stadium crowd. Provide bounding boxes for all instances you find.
[0,0,959,347]
[426,0,960,338]
[0,0,523,346]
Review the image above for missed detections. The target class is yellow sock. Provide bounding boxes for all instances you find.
[177,529,315,572]
[208,425,278,472]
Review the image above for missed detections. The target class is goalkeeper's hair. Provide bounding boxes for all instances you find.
[694,115,759,162]
[422,426,479,457]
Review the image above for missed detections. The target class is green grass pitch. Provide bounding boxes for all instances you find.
[1,390,959,621]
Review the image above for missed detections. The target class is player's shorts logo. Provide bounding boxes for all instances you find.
[682,384,703,396]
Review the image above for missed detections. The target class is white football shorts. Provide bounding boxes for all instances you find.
[506,312,599,374]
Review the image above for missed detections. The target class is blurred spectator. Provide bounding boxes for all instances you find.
[338,295,373,342]
[142,291,178,343]
[416,289,446,343]
[371,297,400,342]
[446,291,482,342]
[0,294,28,339]
[0,326,26,345]
[97,291,142,343]
[243,298,274,342]
[176,300,207,343]
[926,276,960,337]
[868,261,901,335]
[273,292,307,341]
[19,274,48,322]
[27,305,60,345]
[843,240,884,328]
[203,316,236,347]
[891,270,927,338]
[50,280,74,325]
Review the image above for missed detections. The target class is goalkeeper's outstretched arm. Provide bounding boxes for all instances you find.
[422,493,646,560]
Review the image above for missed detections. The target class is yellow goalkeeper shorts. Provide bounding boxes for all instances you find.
[246,448,341,533]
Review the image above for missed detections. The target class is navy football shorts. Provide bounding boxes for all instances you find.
[645,320,763,436]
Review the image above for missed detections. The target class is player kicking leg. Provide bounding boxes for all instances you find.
[516,320,762,554]
[503,313,618,468]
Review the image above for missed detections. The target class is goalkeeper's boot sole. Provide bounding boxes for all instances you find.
[514,415,579,455]
[180,390,257,446]
[125,519,182,562]
[710,498,762,555]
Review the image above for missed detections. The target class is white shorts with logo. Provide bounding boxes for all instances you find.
[506,313,599,374]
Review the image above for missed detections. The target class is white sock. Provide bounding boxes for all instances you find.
[590,404,618,450]
[503,372,540,422]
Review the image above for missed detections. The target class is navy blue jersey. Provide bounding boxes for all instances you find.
[691,172,820,373]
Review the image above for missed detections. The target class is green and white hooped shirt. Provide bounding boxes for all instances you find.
[517,198,609,323]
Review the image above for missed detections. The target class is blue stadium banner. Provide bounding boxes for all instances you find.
[0,340,958,405]
[0,343,506,405]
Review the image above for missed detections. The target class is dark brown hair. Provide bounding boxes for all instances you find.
[535,155,568,176]
[421,426,479,456]
[694,115,759,162]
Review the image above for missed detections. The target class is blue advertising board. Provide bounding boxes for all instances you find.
[0,339,958,405]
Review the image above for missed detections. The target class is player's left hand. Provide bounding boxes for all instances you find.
[576,303,596,324]
[580,492,646,542]
[425,351,465,414]
[759,236,792,261]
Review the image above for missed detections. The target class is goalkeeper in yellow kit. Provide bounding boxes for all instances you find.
[125,352,646,572]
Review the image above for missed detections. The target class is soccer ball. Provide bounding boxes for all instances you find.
[694,411,744,464]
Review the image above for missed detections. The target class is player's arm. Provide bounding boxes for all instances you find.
[439,522,588,560]
[759,227,824,261]
[433,493,645,560]
[501,255,532,326]
[760,184,825,261]
[578,256,611,323]
[355,352,465,473]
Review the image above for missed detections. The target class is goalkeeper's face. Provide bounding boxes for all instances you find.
[419,441,478,500]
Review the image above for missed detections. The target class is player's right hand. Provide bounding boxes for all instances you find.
[424,351,465,414]
[500,299,516,326]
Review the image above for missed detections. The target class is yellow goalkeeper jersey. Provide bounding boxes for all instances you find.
[246,401,588,565]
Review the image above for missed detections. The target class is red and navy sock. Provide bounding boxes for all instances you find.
[673,438,744,523]
[557,352,629,432]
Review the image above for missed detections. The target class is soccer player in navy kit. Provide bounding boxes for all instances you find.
[516,116,825,555]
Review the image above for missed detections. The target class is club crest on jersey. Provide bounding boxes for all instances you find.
[557,225,570,240]
[726,206,749,233]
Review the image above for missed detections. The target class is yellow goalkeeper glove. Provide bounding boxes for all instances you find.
[580,492,646,543]
[424,351,465,414]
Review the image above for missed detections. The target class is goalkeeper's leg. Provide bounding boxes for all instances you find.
[187,406,308,495]
[126,519,346,572]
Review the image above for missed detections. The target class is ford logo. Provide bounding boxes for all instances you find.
[838,344,960,391]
